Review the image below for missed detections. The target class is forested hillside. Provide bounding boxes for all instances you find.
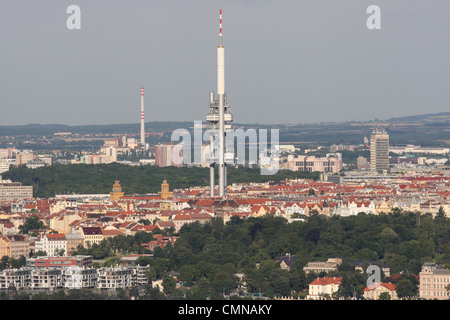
[2,164,320,198]
[75,213,450,299]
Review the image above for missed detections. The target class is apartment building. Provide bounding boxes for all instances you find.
[307,277,342,300]
[0,235,30,260]
[419,263,450,300]
[64,266,98,289]
[0,179,33,202]
[287,153,342,173]
[34,233,67,257]
[303,258,342,274]
[363,282,398,300]
[96,266,134,290]
[370,129,389,173]
[65,233,84,256]
[81,227,104,247]
[0,268,31,290]
[29,268,64,290]
[0,264,148,291]
[154,143,183,167]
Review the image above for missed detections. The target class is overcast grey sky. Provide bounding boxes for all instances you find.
[0,0,449,126]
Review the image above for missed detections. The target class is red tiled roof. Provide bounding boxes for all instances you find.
[310,277,342,286]
[364,282,397,291]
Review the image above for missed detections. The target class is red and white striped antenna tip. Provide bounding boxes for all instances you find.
[219,9,222,36]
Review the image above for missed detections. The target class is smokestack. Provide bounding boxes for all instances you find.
[140,87,146,150]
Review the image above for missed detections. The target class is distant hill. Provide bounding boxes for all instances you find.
[1,113,448,147]
[0,122,195,136]
[383,112,450,124]
[0,113,448,136]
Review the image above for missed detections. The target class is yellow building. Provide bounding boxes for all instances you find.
[158,179,173,200]
[81,227,104,248]
[110,180,125,201]
[364,283,398,300]
[48,213,82,234]
[376,201,392,215]
[0,236,11,258]
[0,235,29,259]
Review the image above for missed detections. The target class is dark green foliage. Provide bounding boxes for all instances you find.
[3,212,448,299]
[19,216,46,235]
[2,164,320,198]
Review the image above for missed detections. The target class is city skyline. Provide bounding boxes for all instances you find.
[0,0,449,126]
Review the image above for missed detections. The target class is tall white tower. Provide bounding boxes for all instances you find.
[140,87,146,150]
[217,9,226,197]
[205,10,233,198]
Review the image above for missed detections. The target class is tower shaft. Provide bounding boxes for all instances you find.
[140,87,146,150]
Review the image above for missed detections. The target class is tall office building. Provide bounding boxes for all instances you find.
[154,143,183,167]
[370,128,389,173]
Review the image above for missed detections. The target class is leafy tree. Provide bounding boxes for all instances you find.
[19,216,46,235]
[162,275,176,296]
[396,278,417,299]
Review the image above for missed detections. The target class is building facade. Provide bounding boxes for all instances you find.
[303,258,342,274]
[64,266,98,289]
[287,153,342,173]
[307,277,342,300]
[419,263,450,300]
[81,227,104,247]
[0,264,148,291]
[154,143,183,167]
[0,180,33,203]
[363,282,398,300]
[0,235,30,260]
[370,129,389,173]
[34,233,67,257]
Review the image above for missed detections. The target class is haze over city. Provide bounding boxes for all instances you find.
[1,0,449,126]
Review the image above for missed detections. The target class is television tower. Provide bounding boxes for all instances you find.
[140,87,146,150]
[206,9,233,197]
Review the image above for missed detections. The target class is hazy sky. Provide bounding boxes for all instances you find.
[0,0,449,126]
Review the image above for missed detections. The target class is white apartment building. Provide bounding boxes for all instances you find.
[30,268,64,290]
[307,277,342,300]
[419,263,450,300]
[34,233,68,256]
[0,265,149,291]
[97,266,134,290]
[0,160,11,174]
[0,268,32,290]
[64,266,98,289]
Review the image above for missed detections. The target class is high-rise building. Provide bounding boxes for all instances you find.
[370,129,389,173]
[154,143,183,167]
